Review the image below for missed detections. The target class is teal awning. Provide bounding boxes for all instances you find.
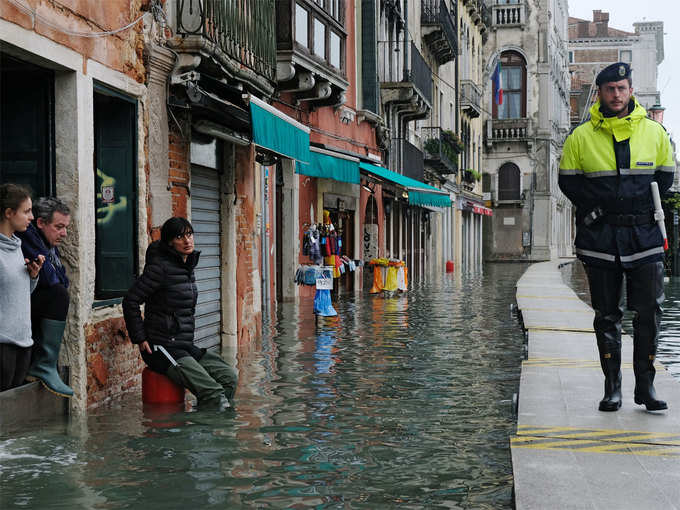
[249,96,310,163]
[296,148,360,184]
[359,161,451,208]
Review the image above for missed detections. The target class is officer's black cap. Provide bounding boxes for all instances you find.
[596,62,631,86]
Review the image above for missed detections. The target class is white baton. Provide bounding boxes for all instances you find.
[650,182,668,251]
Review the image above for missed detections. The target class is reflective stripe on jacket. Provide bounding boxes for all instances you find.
[558,98,675,268]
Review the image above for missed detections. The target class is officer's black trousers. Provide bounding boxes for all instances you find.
[584,261,664,383]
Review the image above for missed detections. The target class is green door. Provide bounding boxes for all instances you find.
[0,53,54,196]
[94,87,137,299]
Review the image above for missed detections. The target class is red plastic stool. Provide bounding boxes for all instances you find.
[142,367,185,404]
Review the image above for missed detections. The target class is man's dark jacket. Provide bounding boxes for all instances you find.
[122,241,203,372]
[17,223,69,290]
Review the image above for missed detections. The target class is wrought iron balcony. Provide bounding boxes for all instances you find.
[422,127,459,175]
[486,118,531,146]
[460,80,482,118]
[490,2,526,28]
[421,0,458,66]
[378,41,432,113]
[391,138,425,182]
[175,0,276,83]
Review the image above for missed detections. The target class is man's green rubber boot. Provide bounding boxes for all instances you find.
[26,318,74,398]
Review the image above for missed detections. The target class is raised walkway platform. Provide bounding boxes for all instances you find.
[513,259,680,510]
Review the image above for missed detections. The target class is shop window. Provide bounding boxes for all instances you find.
[93,85,137,299]
[493,51,527,119]
[498,162,521,201]
[0,54,54,196]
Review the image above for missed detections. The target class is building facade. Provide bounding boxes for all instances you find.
[568,10,665,127]
[482,0,572,261]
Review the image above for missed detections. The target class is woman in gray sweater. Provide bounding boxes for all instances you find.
[0,184,44,391]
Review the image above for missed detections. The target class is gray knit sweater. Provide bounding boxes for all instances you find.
[0,233,37,347]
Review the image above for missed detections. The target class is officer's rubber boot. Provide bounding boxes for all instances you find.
[598,347,622,411]
[633,356,667,410]
[26,319,74,398]
[585,264,624,412]
[628,262,667,411]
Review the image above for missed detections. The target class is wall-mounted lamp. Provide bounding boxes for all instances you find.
[362,181,376,194]
[303,177,311,187]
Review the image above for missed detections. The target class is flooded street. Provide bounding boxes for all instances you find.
[1,263,527,509]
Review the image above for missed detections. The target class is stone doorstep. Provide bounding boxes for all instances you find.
[0,379,69,434]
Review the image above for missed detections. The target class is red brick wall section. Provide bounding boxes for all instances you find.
[0,0,146,83]
[234,144,262,351]
[168,119,190,219]
[85,317,144,407]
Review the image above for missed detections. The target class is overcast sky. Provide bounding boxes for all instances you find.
[568,0,680,141]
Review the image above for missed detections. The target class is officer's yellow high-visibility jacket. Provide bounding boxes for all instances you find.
[559,98,675,268]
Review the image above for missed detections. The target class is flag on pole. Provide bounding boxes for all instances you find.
[491,61,503,106]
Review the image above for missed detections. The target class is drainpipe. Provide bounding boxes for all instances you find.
[402,0,409,82]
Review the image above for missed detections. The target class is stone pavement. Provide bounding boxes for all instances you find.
[512,259,680,510]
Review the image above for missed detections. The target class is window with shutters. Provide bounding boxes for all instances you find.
[93,85,138,300]
[498,162,521,201]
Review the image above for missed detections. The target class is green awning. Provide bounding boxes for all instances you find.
[359,161,451,207]
[249,95,310,163]
[296,148,360,184]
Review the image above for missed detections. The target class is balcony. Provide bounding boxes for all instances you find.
[274,0,349,108]
[391,138,425,182]
[490,2,526,28]
[421,0,458,66]
[174,0,276,94]
[486,118,531,147]
[422,127,460,176]
[460,80,482,118]
[379,41,432,120]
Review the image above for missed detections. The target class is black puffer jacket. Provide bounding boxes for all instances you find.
[122,241,202,371]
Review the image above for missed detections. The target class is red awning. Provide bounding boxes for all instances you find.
[472,204,493,216]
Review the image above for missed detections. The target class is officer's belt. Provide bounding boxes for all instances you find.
[603,212,654,226]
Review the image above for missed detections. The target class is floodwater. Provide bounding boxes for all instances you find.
[562,261,680,379]
[0,263,528,509]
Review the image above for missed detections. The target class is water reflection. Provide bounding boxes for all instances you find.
[1,263,527,509]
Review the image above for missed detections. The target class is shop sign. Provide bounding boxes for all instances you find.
[363,223,379,260]
[316,275,334,290]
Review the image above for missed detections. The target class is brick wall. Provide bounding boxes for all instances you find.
[85,317,144,407]
[234,144,262,351]
[168,119,190,220]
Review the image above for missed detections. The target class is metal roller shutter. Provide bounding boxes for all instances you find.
[191,166,222,349]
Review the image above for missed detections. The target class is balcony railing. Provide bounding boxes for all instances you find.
[460,80,482,118]
[176,0,276,82]
[490,2,526,28]
[421,0,458,65]
[391,138,425,182]
[422,127,458,175]
[378,41,433,106]
[409,42,433,105]
[486,118,531,144]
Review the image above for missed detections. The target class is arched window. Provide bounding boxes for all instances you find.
[498,162,521,201]
[493,51,526,119]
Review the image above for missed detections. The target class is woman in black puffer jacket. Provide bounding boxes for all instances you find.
[123,217,237,409]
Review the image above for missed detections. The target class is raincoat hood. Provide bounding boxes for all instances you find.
[0,232,22,254]
[589,96,647,142]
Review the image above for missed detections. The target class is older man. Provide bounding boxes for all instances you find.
[17,197,73,397]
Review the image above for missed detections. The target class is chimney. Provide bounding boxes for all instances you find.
[578,20,590,38]
[593,10,609,38]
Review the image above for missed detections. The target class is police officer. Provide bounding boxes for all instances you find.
[559,62,675,412]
